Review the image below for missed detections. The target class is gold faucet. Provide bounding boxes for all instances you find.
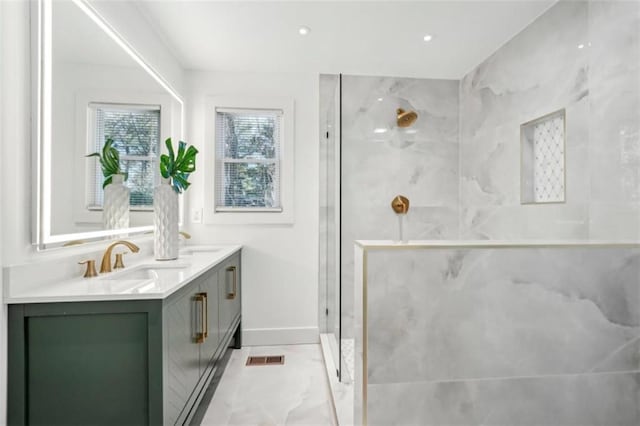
[100,240,140,273]
[179,231,192,240]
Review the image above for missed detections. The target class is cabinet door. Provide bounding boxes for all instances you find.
[8,301,163,426]
[164,282,202,425]
[218,253,241,342]
[199,270,220,371]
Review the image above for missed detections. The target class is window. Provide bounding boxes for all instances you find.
[88,103,160,210]
[215,108,282,211]
[204,97,294,225]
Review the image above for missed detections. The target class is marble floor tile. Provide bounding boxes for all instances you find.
[201,344,337,426]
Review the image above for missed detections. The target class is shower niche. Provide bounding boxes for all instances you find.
[521,109,566,204]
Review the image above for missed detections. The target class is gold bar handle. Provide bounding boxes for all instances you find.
[195,293,206,343]
[226,266,237,299]
[203,292,208,338]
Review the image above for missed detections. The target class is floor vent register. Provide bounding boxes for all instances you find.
[246,355,285,366]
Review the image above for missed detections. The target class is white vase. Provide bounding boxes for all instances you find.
[103,174,130,230]
[154,178,179,260]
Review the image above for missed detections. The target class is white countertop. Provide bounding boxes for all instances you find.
[3,245,242,304]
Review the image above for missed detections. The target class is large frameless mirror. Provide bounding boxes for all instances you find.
[33,0,183,249]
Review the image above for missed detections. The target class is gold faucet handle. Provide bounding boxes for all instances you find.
[391,195,410,214]
[78,260,98,278]
[179,231,192,240]
[114,252,127,269]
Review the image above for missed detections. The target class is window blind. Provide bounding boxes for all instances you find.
[215,108,282,210]
[87,103,160,210]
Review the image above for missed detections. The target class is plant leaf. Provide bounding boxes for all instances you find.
[175,145,198,173]
[172,173,190,193]
[175,141,186,165]
[159,138,198,192]
[102,175,113,189]
[164,138,175,176]
[160,154,170,178]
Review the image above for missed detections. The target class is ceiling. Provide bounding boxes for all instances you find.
[137,1,556,80]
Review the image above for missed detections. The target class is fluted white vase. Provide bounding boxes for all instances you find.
[103,174,130,230]
[154,178,179,260]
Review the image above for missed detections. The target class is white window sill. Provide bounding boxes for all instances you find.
[214,207,283,213]
[204,207,293,225]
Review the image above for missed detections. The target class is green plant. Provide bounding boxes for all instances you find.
[160,138,198,193]
[86,138,127,188]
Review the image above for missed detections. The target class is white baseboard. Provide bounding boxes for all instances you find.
[242,326,319,346]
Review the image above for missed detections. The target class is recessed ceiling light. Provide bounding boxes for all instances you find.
[577,43,585,49]
[377,97,384,102]
[423,34,434,42]
[299,26,310,36]
[374,128,388,134]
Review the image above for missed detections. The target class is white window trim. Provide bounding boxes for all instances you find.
[73,89,173,225]
[204,96,295,225]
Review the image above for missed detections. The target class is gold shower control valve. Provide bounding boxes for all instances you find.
[391,195,410,214]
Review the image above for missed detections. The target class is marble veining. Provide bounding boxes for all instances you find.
[355,243,640,425]
[201,344,336,426]
[367,373,640,426]
[459,0,640,240]
[341,75,460,341]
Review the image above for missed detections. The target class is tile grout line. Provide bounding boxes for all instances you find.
[369,369,640,386]
[586,335,640,373]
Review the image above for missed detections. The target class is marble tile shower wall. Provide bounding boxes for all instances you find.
[459,0,640,240]
[341,76,460,338]
[327,0,640,349]
[363,246,640,425]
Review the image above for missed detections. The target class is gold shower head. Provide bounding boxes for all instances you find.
[396,108,418,128]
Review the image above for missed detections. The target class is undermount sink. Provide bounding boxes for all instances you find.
[101,263,191,282]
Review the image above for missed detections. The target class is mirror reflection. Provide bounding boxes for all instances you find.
[48,0,178,239]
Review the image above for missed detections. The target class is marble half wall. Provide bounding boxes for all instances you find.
[459,0,640,240]
[355,242,640,425]
[342,75,459,339]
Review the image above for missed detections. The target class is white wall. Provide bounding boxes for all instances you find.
[0,1,30,422]
[186,70,320,345]
[1,0,32,267]
[0,2,5,421]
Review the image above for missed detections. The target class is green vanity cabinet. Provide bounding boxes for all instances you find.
[199,269,221,371]
[8,300,164,426]
[8,251,242,426]
[163,274,204,426]
[166,268,223,426]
